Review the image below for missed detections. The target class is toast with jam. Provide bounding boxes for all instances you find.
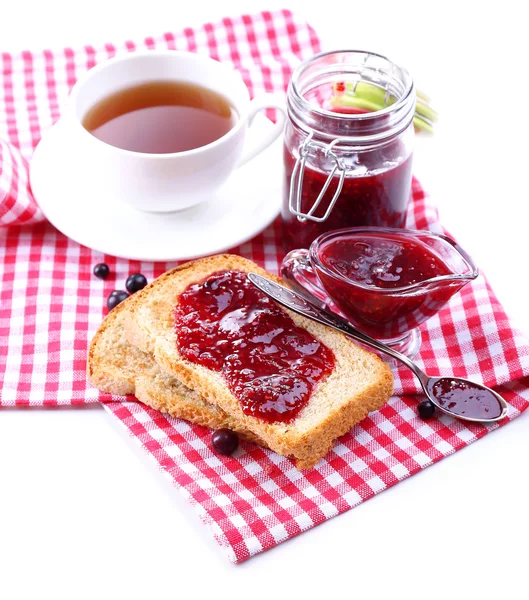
[87,296,268,446]
[125,255,393,469]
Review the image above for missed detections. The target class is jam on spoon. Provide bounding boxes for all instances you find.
[174,270,335,423]
[427,378,504,420]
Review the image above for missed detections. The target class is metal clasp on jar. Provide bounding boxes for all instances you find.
[288,134,347,223]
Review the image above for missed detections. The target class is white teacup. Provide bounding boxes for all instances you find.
[65,51,286,212]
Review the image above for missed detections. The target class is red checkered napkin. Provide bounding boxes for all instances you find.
[101,182,529,563]
[1,9,529,563]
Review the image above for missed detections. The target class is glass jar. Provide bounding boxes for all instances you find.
[282,50,416,250]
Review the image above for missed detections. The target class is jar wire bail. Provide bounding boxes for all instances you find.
[288,134,347,223]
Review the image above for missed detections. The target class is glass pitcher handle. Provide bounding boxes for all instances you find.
[280,249,332,309]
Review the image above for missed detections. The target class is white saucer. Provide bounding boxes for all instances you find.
[29,116,283,261]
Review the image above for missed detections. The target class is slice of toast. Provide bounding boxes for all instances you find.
[87,296,268,446]
[126,254,394,469]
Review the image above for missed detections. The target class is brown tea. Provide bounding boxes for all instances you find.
[82,81,237,154]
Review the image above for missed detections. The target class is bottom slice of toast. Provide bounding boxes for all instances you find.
[126,254,394,469]
[87,296,268,447]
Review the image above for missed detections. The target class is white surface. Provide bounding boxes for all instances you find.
[1,2,528,599]
[30,115,282,260]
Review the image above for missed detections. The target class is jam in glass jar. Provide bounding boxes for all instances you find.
[282,50,416,250]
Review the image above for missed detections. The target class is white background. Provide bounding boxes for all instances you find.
[1,1,528,599]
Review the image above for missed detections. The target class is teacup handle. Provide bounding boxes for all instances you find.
[237,93,286,168]
[281,248,333,308]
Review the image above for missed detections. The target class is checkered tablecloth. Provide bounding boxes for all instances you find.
[1,9,529,563]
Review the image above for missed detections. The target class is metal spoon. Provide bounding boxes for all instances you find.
[248,273,508,424]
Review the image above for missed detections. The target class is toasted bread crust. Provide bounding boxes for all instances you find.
[87,297,143,395]
[126,254,394,469]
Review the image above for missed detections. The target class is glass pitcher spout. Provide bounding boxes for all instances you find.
[407,230,479,289]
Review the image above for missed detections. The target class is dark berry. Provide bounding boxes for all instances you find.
[93,263,110,279]
[126,273,148,294]
[418,400,436,420]
[211,429,239,456]
[107,290,128,310]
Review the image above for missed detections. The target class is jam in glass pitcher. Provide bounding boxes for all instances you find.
[281,227,479,358]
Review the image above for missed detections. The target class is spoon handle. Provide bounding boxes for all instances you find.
[248,273,428,384]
